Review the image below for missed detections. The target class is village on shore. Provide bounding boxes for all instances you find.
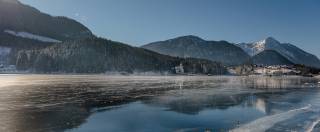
[229,64,320,77]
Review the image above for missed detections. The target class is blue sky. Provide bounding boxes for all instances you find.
[19,0,320,57]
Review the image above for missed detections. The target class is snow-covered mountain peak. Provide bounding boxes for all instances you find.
[237,37,282,56]
[255,37,280,47]
[236,37,320,68]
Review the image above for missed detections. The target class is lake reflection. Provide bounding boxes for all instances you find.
[0,75,319,132]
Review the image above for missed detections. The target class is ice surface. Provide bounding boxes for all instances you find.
[0,75,319,131]
[231,105,311,132]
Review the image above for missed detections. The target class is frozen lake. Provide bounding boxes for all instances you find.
[0,75,320,132]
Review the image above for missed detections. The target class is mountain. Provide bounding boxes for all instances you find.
[238,37,282,56]
[238,37,320,68]
[142,35,250,66]
[0,0,227,74]
[0,0,94,67]
[250,50,294,66]
[16,37,227,74]
[0,0,93,41]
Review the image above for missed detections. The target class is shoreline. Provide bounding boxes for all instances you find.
[0,73,318,79]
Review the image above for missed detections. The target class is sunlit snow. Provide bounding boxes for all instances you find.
[4,30,61,43]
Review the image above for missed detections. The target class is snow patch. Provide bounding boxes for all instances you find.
[4,30,61,43]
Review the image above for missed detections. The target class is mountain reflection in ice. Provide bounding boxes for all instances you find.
[0,75,319,132]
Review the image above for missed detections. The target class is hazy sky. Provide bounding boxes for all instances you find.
[19,0,320,57]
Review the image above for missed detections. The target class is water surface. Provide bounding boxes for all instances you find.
[0,75,319,132]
